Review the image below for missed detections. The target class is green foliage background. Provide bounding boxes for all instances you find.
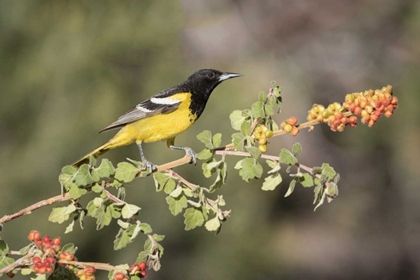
[1,1,419,279]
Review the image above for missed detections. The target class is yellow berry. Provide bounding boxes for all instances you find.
[265,130,273,138]
[259,145,267,153]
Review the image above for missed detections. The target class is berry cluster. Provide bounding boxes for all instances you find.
[280,117,299,136]
[32,256,55,274]
[75,266,96,280]
[344,85,397,127]
[113,262,148,280]
[28,230,61,274]
[307,86,397,131]
[253,125,274,152]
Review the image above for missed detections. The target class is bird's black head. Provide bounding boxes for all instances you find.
[187,69,242,98]
[182,69,241,118]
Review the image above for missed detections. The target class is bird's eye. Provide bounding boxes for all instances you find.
[207,72,215,78]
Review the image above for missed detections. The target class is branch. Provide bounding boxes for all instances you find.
[0,194,71,225]
[0,116,331,227]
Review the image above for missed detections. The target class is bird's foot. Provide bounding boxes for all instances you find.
[141,160,157,175]
[184,147,197,165]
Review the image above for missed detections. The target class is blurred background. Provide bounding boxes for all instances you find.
[1,0,419,279]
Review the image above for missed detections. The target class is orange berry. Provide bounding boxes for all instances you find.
[46,266,54,273]
[354,107,362,116]
[391,96,398,105]
[384,111,393,117]
[52,237,61,246]
[368,119,376,127]
[287,117,298,126]
[38,266,47,274]
[291,126,299,136]
[113,272,126,280]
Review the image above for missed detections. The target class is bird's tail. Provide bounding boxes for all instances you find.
[72,141,113,167]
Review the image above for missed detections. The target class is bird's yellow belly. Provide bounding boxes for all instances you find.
[116,107,196,144]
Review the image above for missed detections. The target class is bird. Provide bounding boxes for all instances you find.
[73,69,242,173]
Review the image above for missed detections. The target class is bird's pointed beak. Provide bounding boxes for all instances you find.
[218,72,243,82]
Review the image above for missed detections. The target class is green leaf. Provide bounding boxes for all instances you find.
[91,183,103,193]
[230,110,247,130]
[246,146,261,159]
[261,173,283,191]
[62,165,78,176]
[61,243,77,254]
[285,179,297,197]
[292,142,302,156]
[279,148,298,165]
[197,149,213,161]
[212,133,222,148]
[299,173,314,187]
[49,207,70,224]
[95,159,115,178]
[264,104,275,116]
[68,184,88,199]
[266,160,281,174]
[197,130,213,149]
[153,172,176,194]
[65,220,75,234]
[166,195,188,216]
[113,228,131,250]
[240,121,251,136]
[0,240,9,255]
[326,182,339,198]
[96,206,112,230]
[258,91,267,102]
[0,256,14,274]
[251,101,265,118]
[205,216,221,231]
[169,186,183,198]
[184,208,205,231]
[321,163,336,180]
[72,164,94,186]
[110,204,122,219]
[115,162,139,183]
[136,250,149,263]
[232,132,246,151]
[140,223,153,234]
[121,203,141,219]
[239,158,263,182]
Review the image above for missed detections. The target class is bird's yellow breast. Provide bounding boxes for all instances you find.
[117,92,197,144]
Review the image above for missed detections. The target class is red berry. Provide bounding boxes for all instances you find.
[32,256,42,264]
[43,235,51,244]
[139,262,147,271]
[113,272,126,280]
[52,237,61,246]
[141,270,147,277]
[84,266,96,276]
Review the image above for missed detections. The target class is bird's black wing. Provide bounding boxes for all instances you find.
[99,97,181,133]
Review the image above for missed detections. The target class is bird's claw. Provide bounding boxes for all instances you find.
[141,160,157,175]
[184,148,197,165]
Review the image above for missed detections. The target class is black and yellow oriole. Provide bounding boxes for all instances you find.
[73,69,241,172]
